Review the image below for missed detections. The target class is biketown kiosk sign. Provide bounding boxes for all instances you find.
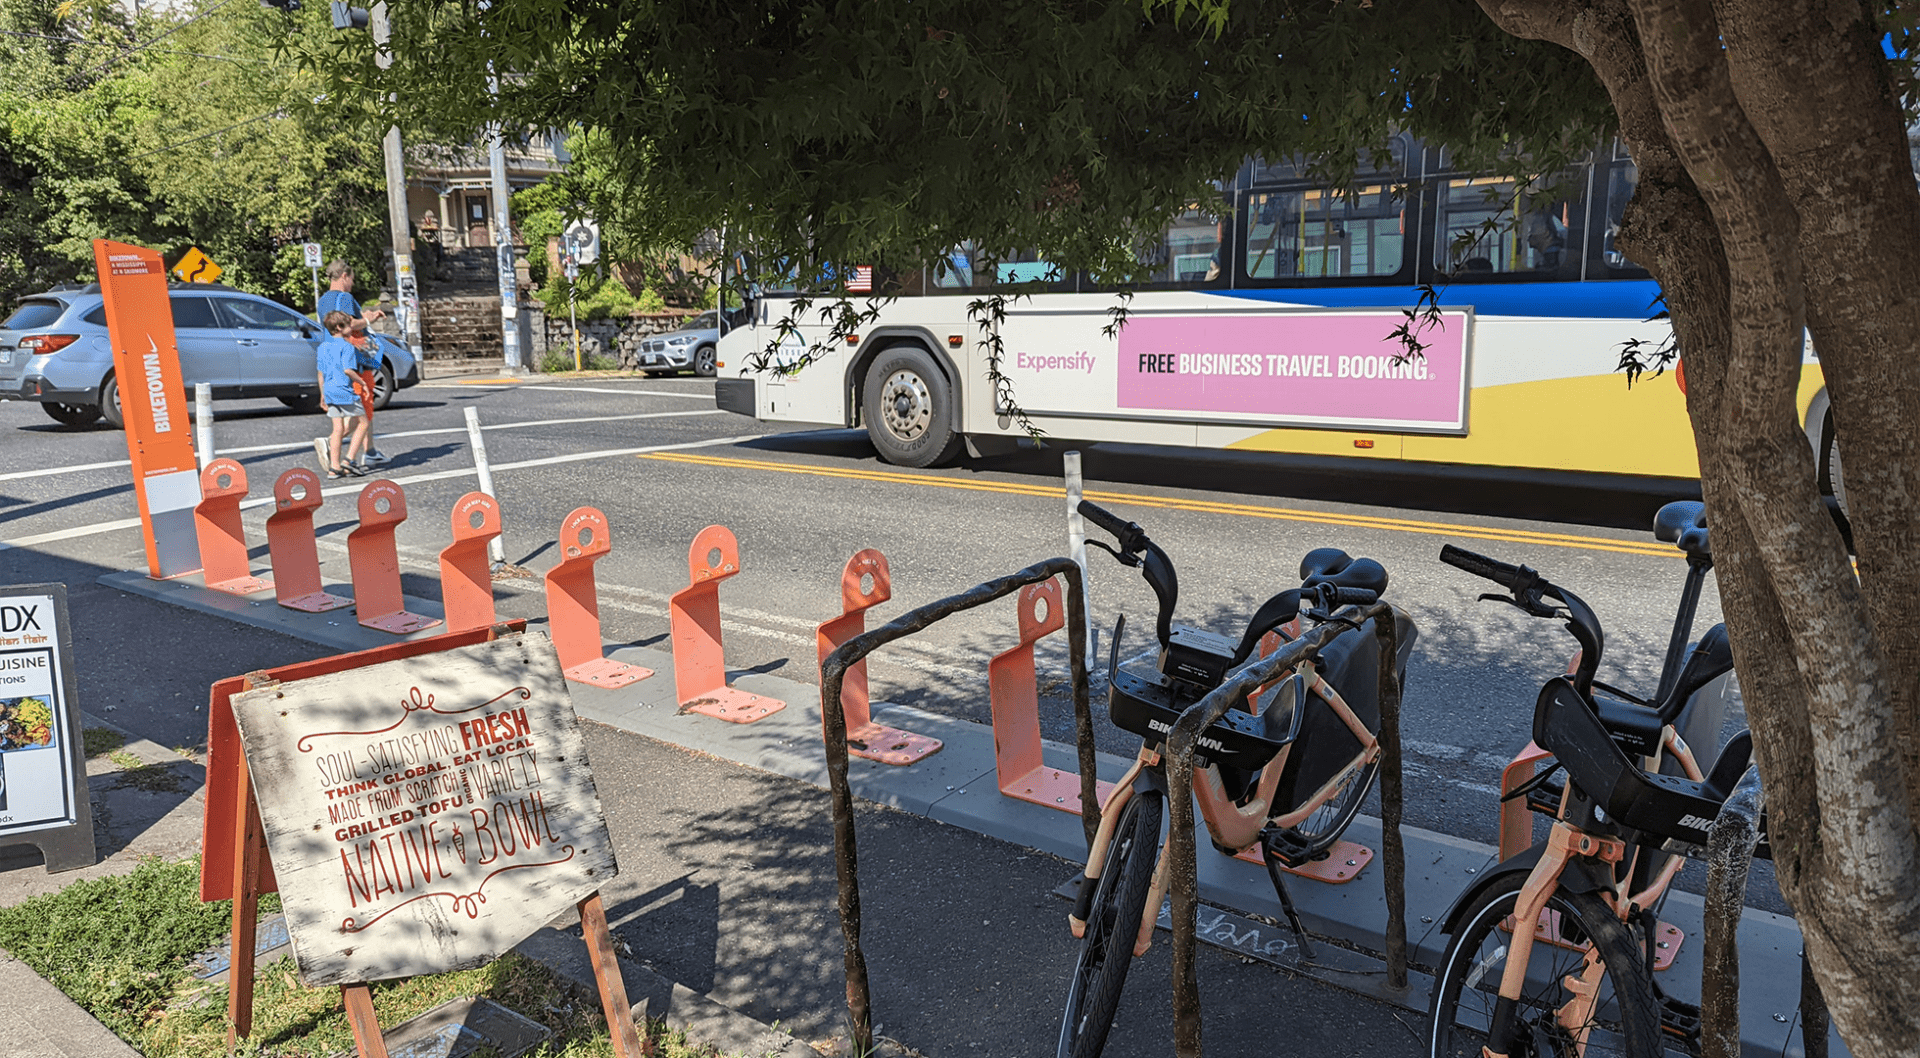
[230,633,616,986]
[0,585,93,872]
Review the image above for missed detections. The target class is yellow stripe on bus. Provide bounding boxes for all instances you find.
[637,451,1679,559]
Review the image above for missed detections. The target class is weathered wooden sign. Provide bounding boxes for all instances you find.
[231,632,616,986]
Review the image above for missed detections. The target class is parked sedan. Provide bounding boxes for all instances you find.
[0,282,421,428]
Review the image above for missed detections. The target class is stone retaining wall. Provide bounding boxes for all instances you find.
[536,309,700,370]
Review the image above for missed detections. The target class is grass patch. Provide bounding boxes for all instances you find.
[106,750,189,793]
[83,726,126,757]
[0,857,722,1057]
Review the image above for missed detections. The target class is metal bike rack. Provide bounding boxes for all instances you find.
[669,525,784,722]
[193,458,271,596]
[437,491,501,634]
[815,549,941,765]
[1161,602,1410,1058]
[265,468,350,613]
[346,479,441,635]
[989,577,1109,812]
[544,506,653,688]
[818,557,1093,1056]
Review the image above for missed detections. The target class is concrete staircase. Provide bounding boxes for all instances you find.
[418,246,509,360]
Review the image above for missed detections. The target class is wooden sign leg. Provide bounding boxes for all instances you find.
[579,892,651,1057]
[342,983,392,1058]
[226,755,267,1050]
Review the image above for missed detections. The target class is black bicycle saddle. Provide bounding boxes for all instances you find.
[1654,501,1710,559]
[1299,547,1390,596]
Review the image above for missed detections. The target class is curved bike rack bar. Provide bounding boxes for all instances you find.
[346,480,442,635]
[544,507,653,688]
[1162,601,1409,1058]
[193,458,272,596]
[989,577,1110,812]
[670,525,784,722]
[265,468,350,613]
[815,549,941,766]
[438,491,502,633]
[819,557,1092,1056]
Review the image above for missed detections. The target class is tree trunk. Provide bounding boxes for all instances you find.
[1475,1,1920,1053]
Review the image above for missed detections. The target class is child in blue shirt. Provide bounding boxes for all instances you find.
[317,260,390,465]
[316,311,371,478]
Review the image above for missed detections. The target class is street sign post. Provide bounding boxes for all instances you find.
[93,240,203,579]
[0,584,94,873]
[303,242,323,314]
[562,219,600,266]
[563,254,582,370]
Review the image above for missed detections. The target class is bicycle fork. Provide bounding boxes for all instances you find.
[1069,753,1168,960]
[1484,822,1626,1058]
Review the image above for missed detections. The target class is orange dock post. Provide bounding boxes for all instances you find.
[669,525,784,722]
[264,468,349,613]
[543,507,652,688]
[193,458,271,596]
[815,549,941,765]
[988,577,1111,814]
[346,479,441,635]
[437,492,501,634]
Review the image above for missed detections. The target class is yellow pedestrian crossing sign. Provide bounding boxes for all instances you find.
[170,246,222,285]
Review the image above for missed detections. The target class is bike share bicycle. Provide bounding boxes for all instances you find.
[1059,500,1416,1058]
[1428,501,1770,1058]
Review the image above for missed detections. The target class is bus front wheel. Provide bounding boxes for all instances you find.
[863,346,963,467]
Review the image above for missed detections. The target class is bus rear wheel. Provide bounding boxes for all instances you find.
[863,346,963,467]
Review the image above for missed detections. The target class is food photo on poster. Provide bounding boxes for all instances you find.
[0,592,80,835]
[230,632,618,987]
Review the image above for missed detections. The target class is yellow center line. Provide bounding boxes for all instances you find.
[638,451,1678,559]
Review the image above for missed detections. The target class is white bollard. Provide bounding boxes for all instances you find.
[194,383,214,469]
[1065,450,1096,672]
[463,406,507,565]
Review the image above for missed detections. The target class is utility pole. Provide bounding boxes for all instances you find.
[368,2,422,351]
[487,63,522,373]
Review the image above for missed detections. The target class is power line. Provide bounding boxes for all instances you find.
[117,108,279,167]
[0,28,262,63]
[79,0,244,79]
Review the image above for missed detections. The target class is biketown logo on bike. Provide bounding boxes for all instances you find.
[1014,350,1097,374]
[1146,716,1226,754]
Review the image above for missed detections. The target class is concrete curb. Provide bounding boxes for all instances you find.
[0,951,144,1058]
[107,569,1845,1058]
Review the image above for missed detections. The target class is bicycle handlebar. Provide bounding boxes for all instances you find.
[1077,500,1135,541]
[1079,499,1177,648]
[1439,544,1528,591]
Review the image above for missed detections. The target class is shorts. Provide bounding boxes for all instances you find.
[326,401,364,419]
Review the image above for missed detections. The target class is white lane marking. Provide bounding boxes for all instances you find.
[539,385,715,400]
[0,409,724,484]
[0,459,134,483]
[418,382,713,401]
[0,434,756,551]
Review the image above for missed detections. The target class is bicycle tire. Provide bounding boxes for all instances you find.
[1057,789,1164,1058]
[1282,756,1378,858]
[1429,872,1666,1058]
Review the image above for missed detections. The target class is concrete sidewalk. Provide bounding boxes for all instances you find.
[102,565,1844,1057]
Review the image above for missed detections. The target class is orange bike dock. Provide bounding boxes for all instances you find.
[265,468,351,613]
[669,525,784,723]
[544,507,652,689]
[815,549,941,766]
[192,459,271,596]
[347,480,442,635]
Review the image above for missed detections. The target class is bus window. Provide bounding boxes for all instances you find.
[1131,206,1226,286]
[930,244,1063,289]
[1601,162,1637,269]
[1433,173,1583,277]
[1242,184,1405,281]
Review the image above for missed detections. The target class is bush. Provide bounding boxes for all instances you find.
[537,346,619,373]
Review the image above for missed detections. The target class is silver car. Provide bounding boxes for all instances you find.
[0,282,421,428]
[635,309,745,377]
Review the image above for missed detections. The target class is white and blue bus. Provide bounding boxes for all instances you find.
[715,141,1837,494]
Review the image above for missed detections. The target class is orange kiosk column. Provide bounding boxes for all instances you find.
[92,241,202,578]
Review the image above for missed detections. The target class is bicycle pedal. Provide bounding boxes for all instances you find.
[1261,828,1315,869]
[1659,995,1701,1040]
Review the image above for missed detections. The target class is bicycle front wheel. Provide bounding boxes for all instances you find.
[1429,872,1664,1058]
[1057,788,1164,1058]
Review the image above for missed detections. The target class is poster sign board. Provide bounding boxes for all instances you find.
[230,632,616,986]
[0,584,95,872]
[93,240,203,579]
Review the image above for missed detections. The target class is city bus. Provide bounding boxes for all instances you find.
[714,140,1837,494]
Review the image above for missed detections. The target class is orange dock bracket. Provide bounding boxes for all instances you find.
[815,549,941,766]
[669,525,784,723]
[1500,740,1556,861]
[437,492,501,634]
[265,468,350,613]
[988,577,1111,814]
[346,479,441,635]
[193,458,271,596]
[544,507,652,688]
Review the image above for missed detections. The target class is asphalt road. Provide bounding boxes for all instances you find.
[0,373,1781,914]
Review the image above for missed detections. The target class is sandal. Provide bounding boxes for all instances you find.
[326,465,348,480]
